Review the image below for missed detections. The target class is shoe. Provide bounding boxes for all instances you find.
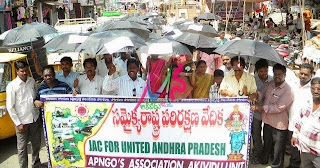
[251,157,260,164]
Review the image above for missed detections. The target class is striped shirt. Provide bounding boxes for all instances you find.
[75,74,104,95]
[293,97,320,156]
[36,80,72,100]
[103,74,146,97]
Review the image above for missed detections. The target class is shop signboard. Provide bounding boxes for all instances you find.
[103,11,121,16]
[0,0,12,11]
[41,96,252,168]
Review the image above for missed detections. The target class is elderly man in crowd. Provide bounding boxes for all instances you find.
[251,63,294,168]
[291,77,320,168]
[287,63,314,168]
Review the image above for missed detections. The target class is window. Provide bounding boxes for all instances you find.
[0,63,12,92]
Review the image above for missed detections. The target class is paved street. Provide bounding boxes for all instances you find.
[0,134,290,168]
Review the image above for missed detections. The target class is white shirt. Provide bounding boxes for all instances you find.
[219,65,233,75]
[296,17,302,29]
[6,77,38,126]
[96,59,126,78]
[211,20,219,31]
[209,83,221,99]
[167,16,176,26]
[76,74,104,95]
[103,74,146,97]
[288,82,312,131]
[113,57,128,74]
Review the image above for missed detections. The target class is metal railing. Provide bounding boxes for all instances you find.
[55,18,97,27]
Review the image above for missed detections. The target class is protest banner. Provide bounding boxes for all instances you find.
[41,95,252,168]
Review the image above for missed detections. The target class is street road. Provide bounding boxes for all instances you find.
[0,134,290,168]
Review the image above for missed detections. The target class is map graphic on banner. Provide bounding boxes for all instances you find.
[41,96,252,168]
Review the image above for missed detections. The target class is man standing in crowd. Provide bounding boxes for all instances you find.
[251,59,273,164]
[96,54,125,78]
[220,57,256,97]
[288,64,313,168]
[34,65,73,108]
[114,52,131,73]
[251,64,293,168]
[73,58,104,95]
[291,77,320,168]
[219,55,233,75]
[167,13,176,26]
[6,61,42,168]
[55,57,78,88]
[234,30,245,40]
[103,58,146,97]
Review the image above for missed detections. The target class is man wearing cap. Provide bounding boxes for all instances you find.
[233,31,245,40]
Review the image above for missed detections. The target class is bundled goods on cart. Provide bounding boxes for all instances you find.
[302,34,320,64]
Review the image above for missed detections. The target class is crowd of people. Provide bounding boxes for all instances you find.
[6,47,320,168]
[4,9,320,168]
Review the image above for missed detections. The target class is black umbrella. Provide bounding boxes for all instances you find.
[124,17,148,25]
[197,13,221,21]
[43,32,90,52]
[149,18,165,25]
[76,30,146,55]
[176,23,219,38]
[214,39,286,65]
[96,21,150,40]
[174,32,218,49]
[138,37,192,55]
[3,22,57,46]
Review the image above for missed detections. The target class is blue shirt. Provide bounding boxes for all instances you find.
[36,80,72,100]
[55,71,78,88]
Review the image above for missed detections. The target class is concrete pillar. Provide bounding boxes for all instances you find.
[50,6,58,26]
[37,2,43,22]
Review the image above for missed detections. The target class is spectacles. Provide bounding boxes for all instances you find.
[133,88,136,97]
[311,87,320,91]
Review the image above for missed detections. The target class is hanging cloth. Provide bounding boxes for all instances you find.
[4,13,8,31]
[7,13,12,29]
[17,7,25,20]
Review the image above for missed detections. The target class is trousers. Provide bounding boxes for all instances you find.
[15,118,42,168]
[260,124,288,168]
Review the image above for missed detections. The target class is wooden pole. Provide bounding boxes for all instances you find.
[300,0,305,47]
[242,0,246,30]
[225,1,233,33]
[225,0,228,32]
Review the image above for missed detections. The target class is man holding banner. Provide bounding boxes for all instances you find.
[34,65,73,108]
[103,58,146,97]
[251,64,294,168]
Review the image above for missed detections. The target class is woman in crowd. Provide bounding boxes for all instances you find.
[191,60,214,99]
[169,63,193,101]
[146,54,167,98]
